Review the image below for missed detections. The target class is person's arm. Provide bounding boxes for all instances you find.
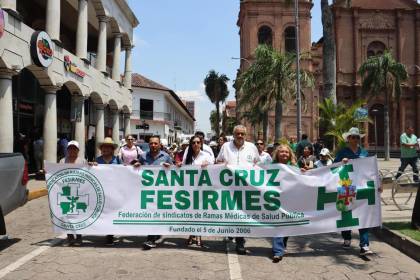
[400,134,416,148]
[216,145,225,163]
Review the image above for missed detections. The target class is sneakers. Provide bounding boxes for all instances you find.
[342,240,351,249]
[236,244,246,255]
[143,240,157,250]
[360,246,373,256]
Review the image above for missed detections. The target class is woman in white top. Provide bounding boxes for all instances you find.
[119,135,143,166]
[59,140,86,246]
[182,136,213,246]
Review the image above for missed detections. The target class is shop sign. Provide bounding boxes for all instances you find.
[64,55,86,78]
[30,31,54,67]
[0,9,4,39]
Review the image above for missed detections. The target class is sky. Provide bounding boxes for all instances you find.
[126,0,324,134]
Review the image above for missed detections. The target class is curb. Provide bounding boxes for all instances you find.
[28,188,48,201]
[372,226,420,262]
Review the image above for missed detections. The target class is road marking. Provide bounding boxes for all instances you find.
[0,234,65,279]
[225,241,243,280]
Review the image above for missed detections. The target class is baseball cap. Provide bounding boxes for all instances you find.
[67,140,80,150]
[320,148,330,156]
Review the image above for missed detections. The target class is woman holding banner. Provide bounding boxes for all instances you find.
[271,144,297,263]
[94,137,121,245]
[182,136,214,247]
[59,140,87,246]
[334,127,382,256]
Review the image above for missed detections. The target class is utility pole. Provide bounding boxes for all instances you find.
[295,0,302,141]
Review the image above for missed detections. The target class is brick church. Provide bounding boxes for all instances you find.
[236,0,420,150]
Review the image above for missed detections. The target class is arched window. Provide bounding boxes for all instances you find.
[284,26,297,53]
[258,25,273,46]
[367,41,386,58]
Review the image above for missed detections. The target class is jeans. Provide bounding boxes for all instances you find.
[396,157,419,182]
[341,228,369,247]
[272,237,289,256]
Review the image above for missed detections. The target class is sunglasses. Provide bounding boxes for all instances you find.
[256,143,264,145]
[127,138,134,141]
[192,141,201,145]
[349,135,360,140]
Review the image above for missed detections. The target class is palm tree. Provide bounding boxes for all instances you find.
[204,70,230,136]
[321,0,337,104]
[358,50,408,160]
[239,45,314,142]
[319,98,368,151]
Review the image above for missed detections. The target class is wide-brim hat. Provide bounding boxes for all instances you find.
[342,127,365,141]
[98,137,118,149]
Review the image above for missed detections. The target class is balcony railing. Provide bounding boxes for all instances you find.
[131,110,172,121]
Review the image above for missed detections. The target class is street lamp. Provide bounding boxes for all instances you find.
[371,108,379,156]
[294,0,302,141]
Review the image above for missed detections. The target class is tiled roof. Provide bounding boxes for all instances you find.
[131,73,171,91]
[226,101,236,108]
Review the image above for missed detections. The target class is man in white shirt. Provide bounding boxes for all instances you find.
[183,131,215,163]
[256,140,272,164]
[216,125,259,255]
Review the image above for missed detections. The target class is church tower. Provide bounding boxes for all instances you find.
[236,0,318,141]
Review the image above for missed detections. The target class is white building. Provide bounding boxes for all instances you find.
[0,0,139,165]
[131,73,195,144]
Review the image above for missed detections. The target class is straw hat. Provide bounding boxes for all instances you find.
[342,127,365,141]
[98,137,118,149]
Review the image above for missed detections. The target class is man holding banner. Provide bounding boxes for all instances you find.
[216,125,259,255]
[139,135,173,250]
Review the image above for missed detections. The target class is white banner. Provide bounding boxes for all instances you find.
[45,157,382,237]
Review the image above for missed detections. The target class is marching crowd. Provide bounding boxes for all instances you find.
[53,123,419,263]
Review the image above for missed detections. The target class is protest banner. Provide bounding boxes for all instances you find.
[46,157,381,237]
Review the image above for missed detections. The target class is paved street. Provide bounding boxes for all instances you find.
[0,159,419,280]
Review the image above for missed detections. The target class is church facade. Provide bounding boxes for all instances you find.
[237,0,420,149]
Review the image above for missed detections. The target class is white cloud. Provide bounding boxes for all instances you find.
[176,90,206,101]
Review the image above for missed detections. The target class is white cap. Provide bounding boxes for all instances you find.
[67,140,80,150]
[209,141,217,147]
[320,148,330,156]
[182,140,189,145]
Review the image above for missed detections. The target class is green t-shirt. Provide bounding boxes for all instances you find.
[400,133,418,158]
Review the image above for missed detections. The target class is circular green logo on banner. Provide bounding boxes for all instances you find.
[47,168,105,230]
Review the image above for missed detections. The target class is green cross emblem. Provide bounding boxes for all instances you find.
[316,164,376,228]
[58,183,89,215]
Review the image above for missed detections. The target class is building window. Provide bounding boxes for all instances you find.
[367,41,386,58]
[258,25,273,46]
[284,26,297,53]
[140,99,153,120]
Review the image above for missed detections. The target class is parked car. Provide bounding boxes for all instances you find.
[0,153,29,235]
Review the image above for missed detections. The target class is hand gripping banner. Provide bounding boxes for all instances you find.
[45,157,381,237]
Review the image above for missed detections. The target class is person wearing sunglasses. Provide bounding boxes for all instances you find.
[255,140,272,164]
[119,135,143,166]
[182,136,214,247]
[333,127,381,256]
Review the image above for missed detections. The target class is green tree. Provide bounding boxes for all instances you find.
[358,50,408,160]
[209,110,218,133]
[319,98,368,152]
[239,45,314,142]
[204,70,230,137]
